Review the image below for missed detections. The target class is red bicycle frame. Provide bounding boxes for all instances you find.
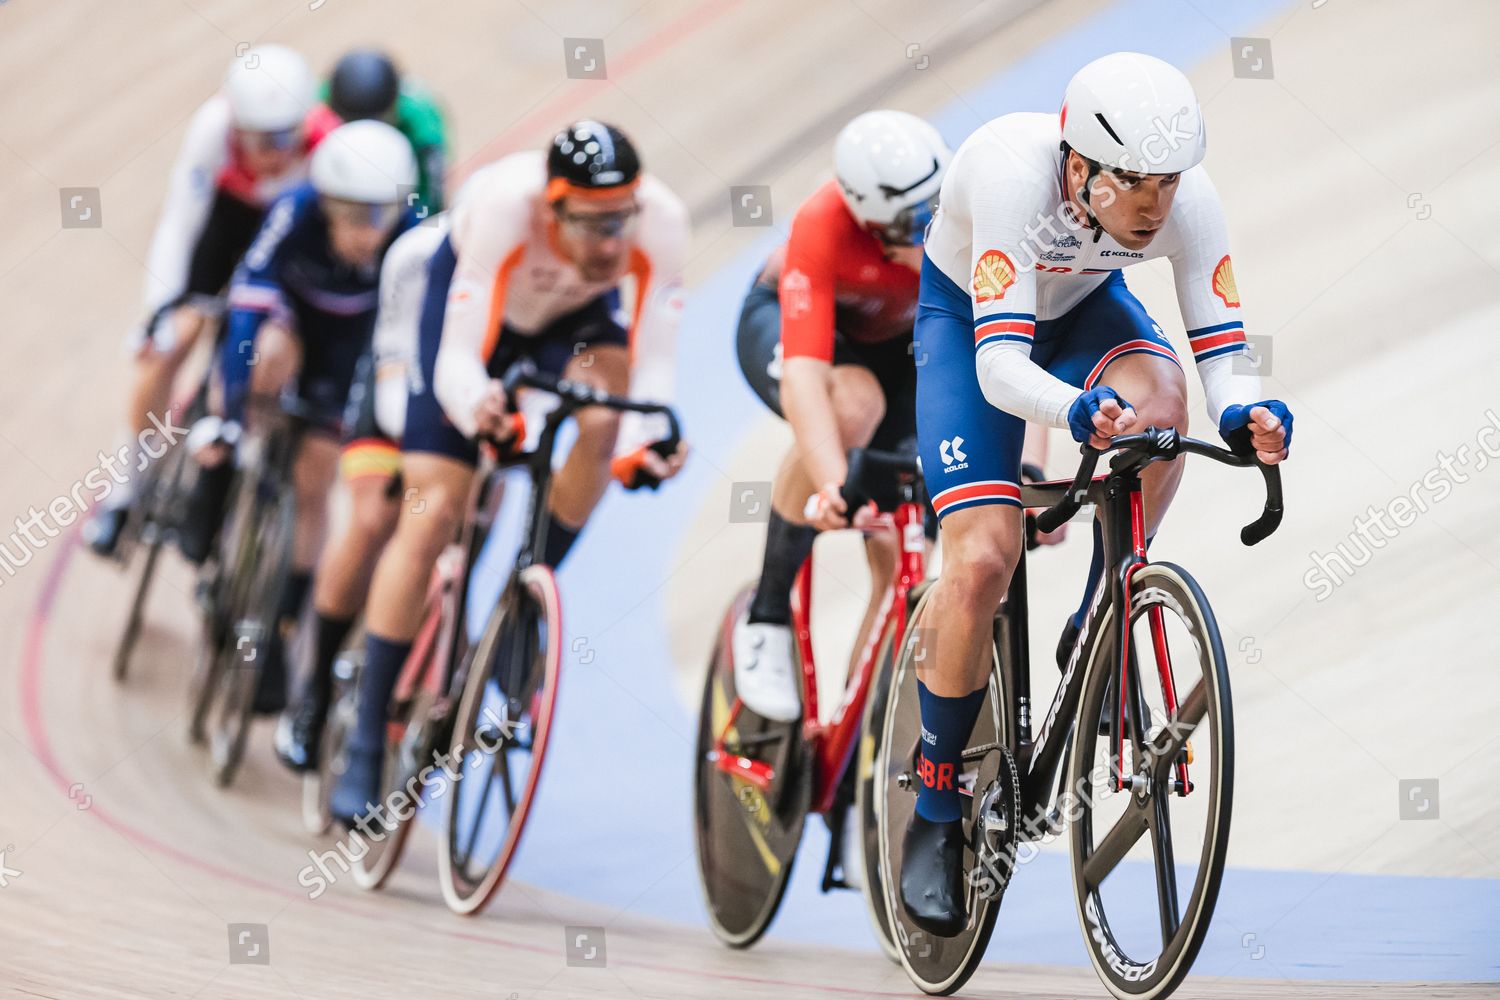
[713,497,927,816]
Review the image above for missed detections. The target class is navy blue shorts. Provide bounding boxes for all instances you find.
[288,298,373,433]
[914,257,1180,520]
[402,234,629,465]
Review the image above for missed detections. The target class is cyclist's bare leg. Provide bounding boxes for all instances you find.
[548,343,631,530]
[917,504,1023,696]
[289,435,339,572]
[1058,352,1190,633]
[1095,352,1188,533]
[311,475,399,620]
[364,452,473,641]
[845,529,898,681]
[129,307,207,430]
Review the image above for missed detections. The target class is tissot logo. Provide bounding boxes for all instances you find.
[939,436,967,466]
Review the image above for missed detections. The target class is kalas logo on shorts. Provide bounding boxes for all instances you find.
[972,249,1017,304]
[1099,249,1144,259]
[1211,254,1240,308]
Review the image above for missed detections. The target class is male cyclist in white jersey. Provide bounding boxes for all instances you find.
[899,53,1294,935]
[328,122,691,822]
[85,46,328,556]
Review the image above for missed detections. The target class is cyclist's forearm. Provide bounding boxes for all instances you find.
[782,357,847,487]
[219,310,268,422]
[975,340,1075,428]
[1195,351,1262,426]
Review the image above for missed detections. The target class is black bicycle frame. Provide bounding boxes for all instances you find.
[991,427,1282,825]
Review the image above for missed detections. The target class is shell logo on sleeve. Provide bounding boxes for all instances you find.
[972,250,1017,304]
[1211,255,1240,308]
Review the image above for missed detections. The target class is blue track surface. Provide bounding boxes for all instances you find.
[458,0,1500,982]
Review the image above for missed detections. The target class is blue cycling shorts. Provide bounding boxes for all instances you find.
[914,256,1180,520]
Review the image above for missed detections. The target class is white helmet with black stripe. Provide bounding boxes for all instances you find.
[833,110,951,246]
[1061,51,1206,175]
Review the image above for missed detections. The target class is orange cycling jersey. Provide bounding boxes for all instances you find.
[764,180,919,362]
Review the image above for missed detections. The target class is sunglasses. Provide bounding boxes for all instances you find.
[321,197,403,230]
[554,204,640,240]
[867,195,939,247]
[238,127,302,153]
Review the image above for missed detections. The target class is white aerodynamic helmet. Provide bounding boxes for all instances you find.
[311,120,418,204]
[833,110,952,246]
[1061,52,1206,175]
[224,44,315,133]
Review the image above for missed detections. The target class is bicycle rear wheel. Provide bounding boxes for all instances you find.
[1067,562,1232,1000]
[876,587,1014,996]
[437,565,562,915]
[692,584,812,949]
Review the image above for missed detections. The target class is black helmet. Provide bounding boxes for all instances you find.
[329,49,400,122]
[545,121,641,201]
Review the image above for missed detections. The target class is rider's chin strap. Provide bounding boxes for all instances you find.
[1062,142,1107,243]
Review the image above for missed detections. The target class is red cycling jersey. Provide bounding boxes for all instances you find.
[767,180,919,362]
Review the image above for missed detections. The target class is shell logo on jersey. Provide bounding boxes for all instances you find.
[1211,255,1240,308]
[781,267,812,319]
[973,250,1017,304]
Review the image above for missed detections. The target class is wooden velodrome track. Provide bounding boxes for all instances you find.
[1,0,1496,996]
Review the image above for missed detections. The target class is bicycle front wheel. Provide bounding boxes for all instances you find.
[1067,561,1233,1000]
[437,565,562,915]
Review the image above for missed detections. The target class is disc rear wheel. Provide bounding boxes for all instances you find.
[693,585,812,949]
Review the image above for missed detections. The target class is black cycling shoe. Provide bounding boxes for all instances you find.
[900,812,968,937]
[178,462,234,565]
[84,505,130,558]
[251,637,288,716]
[1057,617,1116,736]
[273,694,327,772]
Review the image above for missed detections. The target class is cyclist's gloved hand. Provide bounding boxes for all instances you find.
[1067,386,1136,447]
[1219,400,1293,463]
[612,438,687,490]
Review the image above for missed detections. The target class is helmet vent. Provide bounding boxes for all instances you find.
[1094,113,1124,146]
[877,157,941,199]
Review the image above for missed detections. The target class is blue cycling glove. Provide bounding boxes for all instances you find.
[1067,386,1132,444]
[1219,400,1294,456]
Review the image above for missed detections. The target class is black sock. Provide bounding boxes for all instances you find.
[299,612,354,708]
[543,513,582,568]
[747,511,817,627]
[277,571,313,631]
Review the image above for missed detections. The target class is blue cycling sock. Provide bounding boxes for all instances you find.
[349,633,412,756]
[543,513,582,569]
[914,680,987,823]
[1071,524,1156,628]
